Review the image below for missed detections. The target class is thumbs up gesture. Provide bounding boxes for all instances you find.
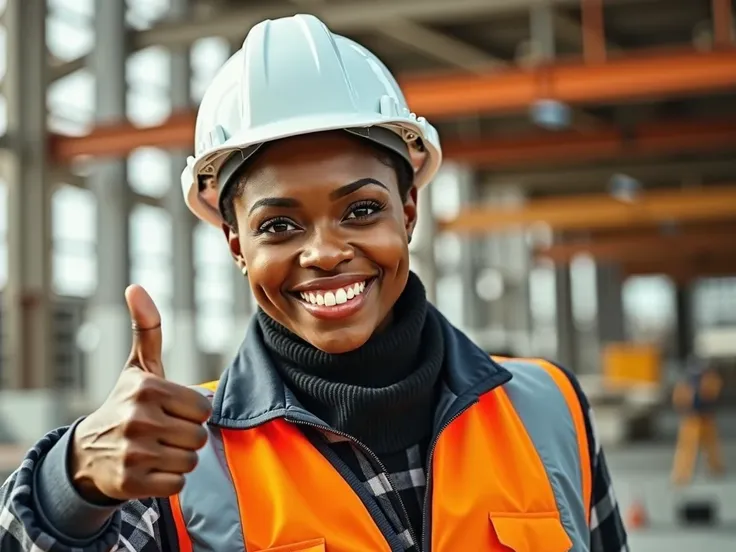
[70,285,212,502]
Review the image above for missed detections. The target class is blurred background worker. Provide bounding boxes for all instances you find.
[671,356,726,485]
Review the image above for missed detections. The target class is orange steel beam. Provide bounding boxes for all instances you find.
[49,116,736,167]
[443,118,736,168]
[438,184,736,235]
[48,48,736,162]
[404,48,736,118]
[535,228,736,264]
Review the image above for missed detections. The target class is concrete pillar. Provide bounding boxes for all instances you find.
[86,0,131,405]
[410,185,437,304]
[228,267,254,359]
[480,183,533,355]
[555,264,577,370]
[163,0,202,385]
[675,285,694,364]
[596,262,626,346]
[1,0,53,389]
[456,167,484,330]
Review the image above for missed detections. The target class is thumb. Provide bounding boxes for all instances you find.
[125,284,165,378]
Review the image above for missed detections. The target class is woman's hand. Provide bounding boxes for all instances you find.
[70,285,213,502]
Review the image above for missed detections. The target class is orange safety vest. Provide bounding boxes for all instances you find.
[169,359,591,552]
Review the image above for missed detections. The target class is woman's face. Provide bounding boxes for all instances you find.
[225,132,418,354]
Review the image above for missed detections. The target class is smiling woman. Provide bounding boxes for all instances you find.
[0,12,628,552]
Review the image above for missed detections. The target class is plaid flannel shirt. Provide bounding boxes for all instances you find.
[1,393,628,552]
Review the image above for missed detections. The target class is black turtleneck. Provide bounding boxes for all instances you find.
[257,272,444,455]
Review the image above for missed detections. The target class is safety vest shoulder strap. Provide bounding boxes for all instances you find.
[495,357,592,522]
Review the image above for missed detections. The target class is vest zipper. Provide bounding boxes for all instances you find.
[288,417,420,550]
[420,404,476,552]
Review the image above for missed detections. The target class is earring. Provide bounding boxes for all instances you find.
[407,234,413,244]
[241,265,248,277]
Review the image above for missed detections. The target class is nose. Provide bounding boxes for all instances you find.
[299,228,354,271]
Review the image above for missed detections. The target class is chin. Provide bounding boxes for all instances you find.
[306,327,373,354]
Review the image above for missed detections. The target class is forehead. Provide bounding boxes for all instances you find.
[239,132,395,195]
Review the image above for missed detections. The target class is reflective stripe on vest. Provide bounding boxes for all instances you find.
[171,359,591,551]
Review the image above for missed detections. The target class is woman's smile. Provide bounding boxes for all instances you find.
[291,275,378,320]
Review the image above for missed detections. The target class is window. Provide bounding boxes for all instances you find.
[47,69,95,135]
[46,7,94,61]
[190,37,231,103]
[130,205,173,351]
[623,275,675,343]
[128,147,172,197]
[127,47,172,126]
[194,222,234,353]
[126,0,171,30]
[52,186,97,297]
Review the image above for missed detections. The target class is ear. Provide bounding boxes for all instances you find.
[222,223,246,271]
[403,186,418,242]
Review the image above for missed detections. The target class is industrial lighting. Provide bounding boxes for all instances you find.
[529,99,572,130]
[609,173,641,202]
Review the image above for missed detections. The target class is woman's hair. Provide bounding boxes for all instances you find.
[220,135,415,229]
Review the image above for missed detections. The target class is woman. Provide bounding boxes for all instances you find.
[1,14,628,552]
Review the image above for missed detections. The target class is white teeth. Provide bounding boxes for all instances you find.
[297,280,369,308]
[335,288,348,304]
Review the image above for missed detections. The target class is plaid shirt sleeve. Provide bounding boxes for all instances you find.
[0,426,166,552]
[558,363,630,552]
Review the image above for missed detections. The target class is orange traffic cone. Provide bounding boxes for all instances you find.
[625,496,648,530]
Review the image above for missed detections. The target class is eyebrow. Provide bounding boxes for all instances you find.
[248,178,387,215]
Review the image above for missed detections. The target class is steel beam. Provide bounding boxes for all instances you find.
[536,227,736,263]
[438,184,736,234]
[2,0,53,389]
[48,0,663,82]
[444,118,736,168]
[405,48,736,117]
[48,116,736,170]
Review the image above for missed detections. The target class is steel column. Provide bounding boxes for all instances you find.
[1,0,53,389]
[85,0,132,406]
[164,0,203,385]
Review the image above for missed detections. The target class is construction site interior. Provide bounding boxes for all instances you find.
[1,0,735,549]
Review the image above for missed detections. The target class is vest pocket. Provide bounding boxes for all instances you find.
[262,538,326,552]
[488,512,572,552]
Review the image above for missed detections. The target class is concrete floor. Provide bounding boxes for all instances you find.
[607,441,736,551]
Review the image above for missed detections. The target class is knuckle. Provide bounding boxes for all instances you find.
[121,411,159,438]
[133,375,165,402]
[120,441,152,468]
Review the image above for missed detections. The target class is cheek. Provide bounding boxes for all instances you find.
[242,241,292,298]
[360,219,409,271]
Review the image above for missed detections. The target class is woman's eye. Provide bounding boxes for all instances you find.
[346,203,380,220]
[262,220,297,234]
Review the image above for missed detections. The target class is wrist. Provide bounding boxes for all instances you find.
[69,417,117,505]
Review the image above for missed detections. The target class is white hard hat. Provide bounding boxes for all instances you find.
[181,13,442,227]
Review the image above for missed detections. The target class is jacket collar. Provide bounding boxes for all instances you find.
[209,305,511,429]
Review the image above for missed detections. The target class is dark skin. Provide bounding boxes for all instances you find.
[224,132,418,353]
